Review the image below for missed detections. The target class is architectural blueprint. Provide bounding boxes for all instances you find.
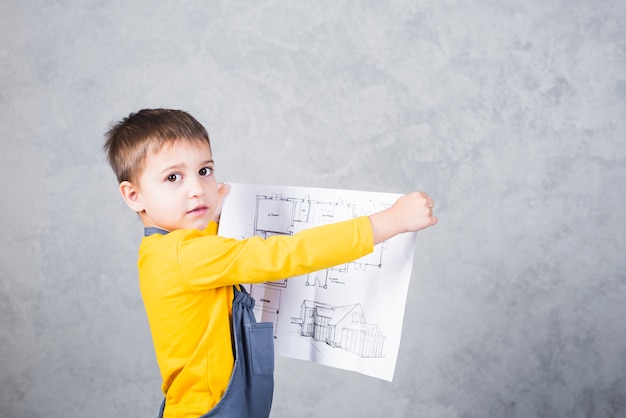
[218,183,418,381]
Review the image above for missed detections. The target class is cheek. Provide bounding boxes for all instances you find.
[144,189,179,211]
[204,179,219,196]
[207,190,220,208]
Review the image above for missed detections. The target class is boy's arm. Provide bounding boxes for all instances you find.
[369,191,437,244]
[211,183,435,244]
[176,216,374,289]
[174,189,436,290]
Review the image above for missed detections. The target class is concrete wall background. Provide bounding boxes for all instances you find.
[1,1,625,417]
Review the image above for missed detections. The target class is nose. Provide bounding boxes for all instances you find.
[187,175,206,198]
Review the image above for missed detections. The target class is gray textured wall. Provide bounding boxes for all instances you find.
[1,1,625,417]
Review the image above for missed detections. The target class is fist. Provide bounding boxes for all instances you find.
[395,191,437,232]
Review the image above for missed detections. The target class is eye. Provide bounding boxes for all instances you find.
[166,173,182,182]
[199,166,214,176]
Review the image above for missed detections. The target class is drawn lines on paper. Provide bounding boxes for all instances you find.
[249,284,282,337]
[291,300,387,358]
[248,192,388,339]
[253,193,386,288]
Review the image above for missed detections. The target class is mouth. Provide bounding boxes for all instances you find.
[187,204,209,216]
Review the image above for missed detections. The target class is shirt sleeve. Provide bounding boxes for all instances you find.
[176,216,374,290]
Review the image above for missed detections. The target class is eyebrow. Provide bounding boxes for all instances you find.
[159,159,214,175]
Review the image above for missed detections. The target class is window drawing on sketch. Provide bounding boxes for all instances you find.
[291,300,387,358]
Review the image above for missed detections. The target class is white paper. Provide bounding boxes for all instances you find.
[218,183,417,381]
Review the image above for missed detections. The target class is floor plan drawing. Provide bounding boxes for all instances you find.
[218,183,418,381]
[249,192,384,330]
[252,192,387,290]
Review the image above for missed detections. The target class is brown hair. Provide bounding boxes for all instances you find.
[104,109,211,184]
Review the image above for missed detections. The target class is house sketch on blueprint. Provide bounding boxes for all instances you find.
[293,300,387,358]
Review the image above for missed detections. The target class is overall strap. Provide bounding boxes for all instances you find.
[144,227,169,236]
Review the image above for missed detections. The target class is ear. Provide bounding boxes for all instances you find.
[119,181,145,213]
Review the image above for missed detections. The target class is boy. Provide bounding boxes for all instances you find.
[104,108,437,418]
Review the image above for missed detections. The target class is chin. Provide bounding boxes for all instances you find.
[190,221,210,231]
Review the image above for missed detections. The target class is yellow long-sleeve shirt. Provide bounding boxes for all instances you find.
[138,216,374,418]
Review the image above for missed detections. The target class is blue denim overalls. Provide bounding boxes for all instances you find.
[145,228,275,418]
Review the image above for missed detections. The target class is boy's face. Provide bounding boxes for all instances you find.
[122,140,220,231]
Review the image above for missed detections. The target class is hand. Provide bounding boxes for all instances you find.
[210,183,232,223]
[391,191,437,233]
[369,191,437,244]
